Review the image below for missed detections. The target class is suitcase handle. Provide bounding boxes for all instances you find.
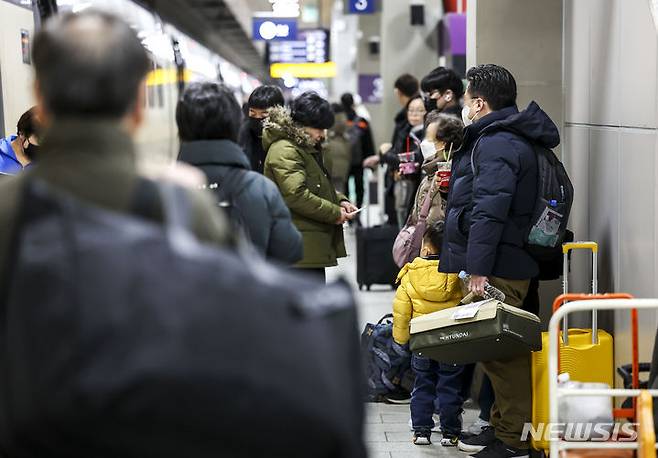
[562,241,599,253]
[561,241,598,344]
[553,292,640,418]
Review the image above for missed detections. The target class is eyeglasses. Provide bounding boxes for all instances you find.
[408,109,427,114]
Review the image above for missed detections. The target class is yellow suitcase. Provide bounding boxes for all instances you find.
[531,242,620,451]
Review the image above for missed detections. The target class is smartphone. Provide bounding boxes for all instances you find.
[348,205,367,216]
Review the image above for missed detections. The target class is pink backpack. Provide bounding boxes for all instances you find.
[392,189,433,268]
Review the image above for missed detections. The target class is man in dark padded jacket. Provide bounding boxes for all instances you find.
[441,64,560,458]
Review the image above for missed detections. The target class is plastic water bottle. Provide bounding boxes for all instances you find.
[458,271,506,302]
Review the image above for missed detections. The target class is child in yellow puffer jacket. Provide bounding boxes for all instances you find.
[392,221,468,448]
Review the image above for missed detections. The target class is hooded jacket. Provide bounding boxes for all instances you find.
[440,101,560,279]
[179,139,303,264]
[262,106,347,268]
[392,257,462,345]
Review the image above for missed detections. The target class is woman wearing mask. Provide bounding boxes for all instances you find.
[263,91,358,282]
[410,112,464,231]
[382,95,427,228]
[0,107,40,174]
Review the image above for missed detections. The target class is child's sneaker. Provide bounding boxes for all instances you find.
[439,434,459,447]
[412,430,432,445]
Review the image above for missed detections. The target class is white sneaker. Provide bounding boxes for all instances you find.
[408,414,441,432]
[467,417,491,435]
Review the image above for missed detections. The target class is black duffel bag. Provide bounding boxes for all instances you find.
[1,180,365,458]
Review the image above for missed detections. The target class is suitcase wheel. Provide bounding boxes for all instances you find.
[366,285,371,291]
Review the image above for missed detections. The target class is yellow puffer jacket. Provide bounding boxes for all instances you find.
[392,257,462,345]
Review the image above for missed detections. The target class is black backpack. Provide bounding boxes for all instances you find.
[345,118,365,167]
[525,144,574,256]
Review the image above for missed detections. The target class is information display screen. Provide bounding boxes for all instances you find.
[267,29,329,64]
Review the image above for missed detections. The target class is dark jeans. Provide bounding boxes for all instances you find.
[411,354,466,436]
[347,165,364,208]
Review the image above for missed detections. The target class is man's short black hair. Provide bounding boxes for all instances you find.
[17,107,39,138]
[247,85,284,110]
[32,10,150,119]
[394,74,419,98]
[466,64,517,111]
[291,92,334,130]
[176,82,241,142]
[423,220,445,252]
[420,67,464,98]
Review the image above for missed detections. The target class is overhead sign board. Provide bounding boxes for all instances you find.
[270,62,337,79]
[252,17,298,41]
[267,29,329,64]
[348,0,376,14]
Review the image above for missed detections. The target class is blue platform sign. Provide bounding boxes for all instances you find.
[252,17,298,41]
[348,0,376,14]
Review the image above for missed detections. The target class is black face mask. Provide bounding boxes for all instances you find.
[424,97,437,112]
[23,141,40,161]
[247,117,264,137]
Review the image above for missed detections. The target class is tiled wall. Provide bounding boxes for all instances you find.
[563,0,658,371]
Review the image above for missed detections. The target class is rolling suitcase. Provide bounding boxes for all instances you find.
[531,241,621,451]
[356,224,399,290]
[356,167,399,291]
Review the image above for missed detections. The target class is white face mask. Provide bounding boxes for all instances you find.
[420,139,437,160]
[462,99,480,127]
[462,105,474,127]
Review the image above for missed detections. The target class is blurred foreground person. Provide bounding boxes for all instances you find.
[177,82,302,263]
[0,107,40,174]
[237,85,284,173]
[0,11,365,458]
[263,91,357,282]
[0,10,228,278]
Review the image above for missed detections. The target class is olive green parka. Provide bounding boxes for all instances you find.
[263,106,347,268]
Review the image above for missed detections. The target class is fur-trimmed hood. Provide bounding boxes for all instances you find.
[262,105,316,151]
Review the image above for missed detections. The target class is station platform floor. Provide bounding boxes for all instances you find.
[327,221,481,458]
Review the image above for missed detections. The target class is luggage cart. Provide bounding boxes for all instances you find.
[548,298,658,457]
